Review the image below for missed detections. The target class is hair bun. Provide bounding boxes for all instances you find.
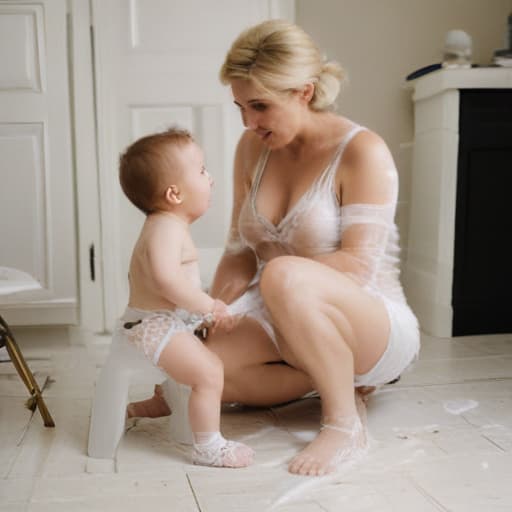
[311,60,345,111]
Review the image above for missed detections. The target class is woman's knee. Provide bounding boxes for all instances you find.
[260,256,305,306]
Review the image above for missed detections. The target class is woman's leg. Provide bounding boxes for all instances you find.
[205,317,313,406]
[127,316,313,417]
[126,383,171,418]
[259,256,390,476]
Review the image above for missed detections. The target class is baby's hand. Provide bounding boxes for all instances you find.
[211,299,238,333]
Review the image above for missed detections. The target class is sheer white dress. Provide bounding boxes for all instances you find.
[227,124,420,387]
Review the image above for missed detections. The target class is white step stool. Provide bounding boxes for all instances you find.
[87,320,193,461]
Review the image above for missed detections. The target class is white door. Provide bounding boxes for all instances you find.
[0,0,77,325]
[92,0,294,330]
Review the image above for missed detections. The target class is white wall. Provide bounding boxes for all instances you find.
[297,0,512,252]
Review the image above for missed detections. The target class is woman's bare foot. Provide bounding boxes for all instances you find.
[288,412,367,476]
[355,385,376,403]
[126,384,171,418]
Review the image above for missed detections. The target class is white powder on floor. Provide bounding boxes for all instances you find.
[443,399,479,415]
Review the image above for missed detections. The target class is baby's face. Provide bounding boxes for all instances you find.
[170,141,213,219]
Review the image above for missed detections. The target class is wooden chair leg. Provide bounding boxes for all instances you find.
[0,317,55,427]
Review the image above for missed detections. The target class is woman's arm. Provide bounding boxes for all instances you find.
[210,249,257,303]
[313,130,398,285]
[210,131,259,303]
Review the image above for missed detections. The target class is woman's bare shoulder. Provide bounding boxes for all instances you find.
[342,127,395,173]
[337,127,398,203]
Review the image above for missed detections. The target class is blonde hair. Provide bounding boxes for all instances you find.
[119,128,194,215]
[220,19,345,111]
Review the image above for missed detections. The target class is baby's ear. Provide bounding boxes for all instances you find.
[165,185,182,205]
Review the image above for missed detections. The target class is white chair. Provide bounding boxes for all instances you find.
[87,321,193,460]
[0,267,54,427]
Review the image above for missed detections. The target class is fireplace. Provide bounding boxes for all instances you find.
[404,69,512,337]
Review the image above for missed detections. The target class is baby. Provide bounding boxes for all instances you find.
[118,128,253,468]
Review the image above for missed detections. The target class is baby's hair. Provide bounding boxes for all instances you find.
[119,127,194,214]
[220,19,345,111]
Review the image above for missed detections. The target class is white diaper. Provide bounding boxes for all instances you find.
[228,283,277,345]
[121,307,209,367]
[354,300,420,387]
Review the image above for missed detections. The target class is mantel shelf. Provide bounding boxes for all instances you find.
[407,67,512,101]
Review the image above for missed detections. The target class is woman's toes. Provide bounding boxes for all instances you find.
[298,462,309,475]
[297,457,315,476]
[288,459,299,474]
[313,464,325,477]
[289,455,305,474]
[307,461,323,477]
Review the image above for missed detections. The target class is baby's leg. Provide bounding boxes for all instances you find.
[157,332,253,468]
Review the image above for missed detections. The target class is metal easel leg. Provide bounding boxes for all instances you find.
[0,315,55,427]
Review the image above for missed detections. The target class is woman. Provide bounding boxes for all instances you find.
[129,19,419,477]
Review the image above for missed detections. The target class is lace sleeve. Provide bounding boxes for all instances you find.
[339,202,398,288]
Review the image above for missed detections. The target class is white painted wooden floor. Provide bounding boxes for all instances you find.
[1,327,511,511]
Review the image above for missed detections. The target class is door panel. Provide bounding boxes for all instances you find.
[92,0,292,329]
[0,0,77,325]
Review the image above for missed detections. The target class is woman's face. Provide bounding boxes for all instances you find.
[230,79,309,149]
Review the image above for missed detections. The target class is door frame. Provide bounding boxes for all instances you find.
[69,0,105,333]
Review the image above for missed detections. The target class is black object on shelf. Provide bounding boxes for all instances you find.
[406,63,442,81]
[406,63,481,81]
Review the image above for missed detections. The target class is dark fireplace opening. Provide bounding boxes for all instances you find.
[452,89,512,335]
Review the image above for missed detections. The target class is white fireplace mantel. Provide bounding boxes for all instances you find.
[411,67,512,101]
[404,67,512,337]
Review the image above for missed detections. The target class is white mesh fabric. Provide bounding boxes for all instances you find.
[192,432,254,468]
[124,309,207,366]
[125,314,185,365]
[339,203,404,301]
[220,124,419,388]
[320,415,368,471]
[234,133,407,305]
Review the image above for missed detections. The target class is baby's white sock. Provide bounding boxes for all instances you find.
[192,431,254,468]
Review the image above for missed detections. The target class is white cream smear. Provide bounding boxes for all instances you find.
[443,399,479,415]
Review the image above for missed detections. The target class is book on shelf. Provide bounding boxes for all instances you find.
[493,48,512,67]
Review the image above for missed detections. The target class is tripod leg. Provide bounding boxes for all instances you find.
[0,319,55,428]
[5,337,55,427]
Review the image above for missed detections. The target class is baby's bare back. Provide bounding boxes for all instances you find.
[128,215,202,311]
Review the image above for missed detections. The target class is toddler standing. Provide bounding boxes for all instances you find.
[118,128,253,468]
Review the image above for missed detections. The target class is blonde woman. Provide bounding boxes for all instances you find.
[129,19,419,477]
